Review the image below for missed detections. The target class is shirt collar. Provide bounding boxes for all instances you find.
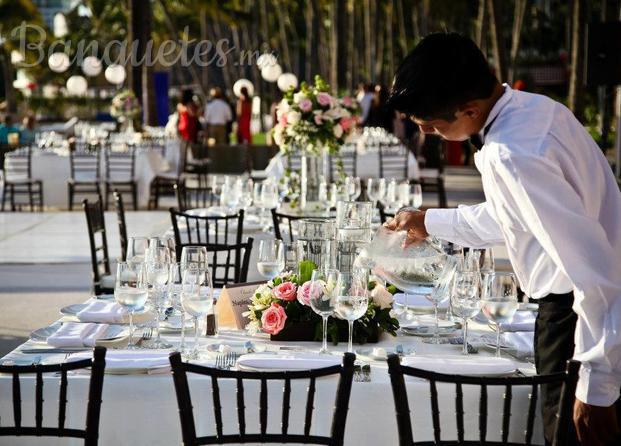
[479,83,513,143]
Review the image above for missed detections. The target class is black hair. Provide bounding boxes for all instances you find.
[387,32,498,121]
[240,86,249,100]
[181,89,194,105]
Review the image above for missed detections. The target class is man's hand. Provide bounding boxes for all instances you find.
[383,209,429,246]
[574,399,620,445]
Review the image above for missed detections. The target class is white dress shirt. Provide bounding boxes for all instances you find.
[425,85,621,406]
[204,98,232,125]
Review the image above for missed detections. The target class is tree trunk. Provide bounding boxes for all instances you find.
[410,0,420,43]
[130,0,143,107]
[346,0,355,90]
[199,8,209,92]
[568,0,586,122]
[336,0,348,90]
[274,0,292,71]
[508,0,527,84]
[486,0,507,82]
[328,1,338,89]
[0,47,17,114]
[305,0,314,82]
[363,0,372,81]
[141,0,157,126]
[385,1,395,85]
[396,0,408,59]
[475,0,487,48]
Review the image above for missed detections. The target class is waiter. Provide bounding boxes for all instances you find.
[385,33,621,445]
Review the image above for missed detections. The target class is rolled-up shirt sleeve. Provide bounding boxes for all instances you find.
[424,202,506,248]
[490,152,621,406]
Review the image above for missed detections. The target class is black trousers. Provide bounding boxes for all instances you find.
[534,291,579,445]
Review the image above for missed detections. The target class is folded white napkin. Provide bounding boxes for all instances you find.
[77,300,128,323]
[69,350,171,372]
[501,311,536,332]
[402,355,516,376]
[47,322,110,348]
[237,352,342,371]
[393,293,448,309]
[502,331,534,359]
[401,314,456,329]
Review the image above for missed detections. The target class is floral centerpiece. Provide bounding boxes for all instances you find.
[244,261,399,344]
[110,89,141,132]
[272,75,360,206]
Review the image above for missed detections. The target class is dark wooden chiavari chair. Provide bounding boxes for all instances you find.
[83,196,114,294]
[103,144,137,210]
[148,140,190,210]
[0,347,107,445]
[387,355,580,446]
[113,189,128,261]
[379,143,410,180]
[169,207,244,247]
[1,146,43,211]
[68,143,102,210]
[169,351,356,445]
[329,150,357,182]
[270,208,333,243]
[174,182,219,212]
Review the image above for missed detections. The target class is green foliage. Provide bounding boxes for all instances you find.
[297,260,317,284]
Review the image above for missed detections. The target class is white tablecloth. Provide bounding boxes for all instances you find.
[4,148,171,209]
[0,319,542,445]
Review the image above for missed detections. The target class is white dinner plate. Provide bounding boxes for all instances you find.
[30,322,127,343]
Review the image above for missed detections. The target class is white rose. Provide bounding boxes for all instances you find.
[332,123,344,138]
[371,285,394,310]
[273,124,284,146]
[287,110,301,125]
[293,91,307,104]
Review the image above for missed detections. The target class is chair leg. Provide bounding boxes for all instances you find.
[68,183,73,211]
[28,182,34,212]
[132,183,138,211]
[1,183,6,211]
[104,184,110,210]
[10,184,16,211]
[38,182,44,211]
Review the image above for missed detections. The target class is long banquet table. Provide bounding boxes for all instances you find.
[0,309,543,445]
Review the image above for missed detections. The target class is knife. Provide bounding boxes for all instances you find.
[20,348,91,354]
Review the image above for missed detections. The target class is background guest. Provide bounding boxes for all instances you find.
[366,84,393,131]
[0,115,20,145]
[236,86,252,145]
[19,114,37,145]
[357,82,374,125]
[177,89,200,143]
[204,87,232,145]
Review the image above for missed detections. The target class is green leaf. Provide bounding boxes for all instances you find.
[298,260,317,283]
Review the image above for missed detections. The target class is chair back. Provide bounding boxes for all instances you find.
[329,150,357,182]
[170,208,244,247]
[174,182,218,211]
[169,351,355,445]
[82,197,111,293]
[379,143,409,179]
[208,144,250,174]
[271,209,333,243]
[386,355,580,446]
[104,144,136,182]
[0,347,106,445]
[113,190,128,261]
[70,145,101,182]
[4,146,33,182]
[284,152,302,171]
[248,144,279,171]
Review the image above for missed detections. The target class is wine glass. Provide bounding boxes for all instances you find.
[257,239,285,280]
[114,262,148,350]
[334,268,369,353]
[423,256,458,344]
[181,264,214,360]
[144,246,172,349]
[477,248,495,278]
[309,269,339,354]
[366,178,386,205]
[238,178,254,210]
[167,262,188,353]
[383,179,398,210]
[126,236,149,265]
[345,177,362,201]
[411,183,423,209]
[149,236,176,263]
[180,246,208,272]
[327,184,338,211]
[260,182,279,229]
[451,270,481,355]
[482,272,518,357]
[283,242,298,272]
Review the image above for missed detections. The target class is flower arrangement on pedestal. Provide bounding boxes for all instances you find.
[271,75,360,205]
[244,261,400,344]
[110,89,141,132]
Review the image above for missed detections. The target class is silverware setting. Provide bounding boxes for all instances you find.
[215,352,239,370]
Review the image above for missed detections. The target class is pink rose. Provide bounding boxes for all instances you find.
[342,96,353,107]
[278,114,288,126]
[313,113,323,125]
[298,98,313,112]
[297,281,313,306]
[261,303,287,335]
[317,92,333,107]
[340,117,354,132]
[273,281,297,301]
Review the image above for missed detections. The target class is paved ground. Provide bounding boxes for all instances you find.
[0,167,486,357]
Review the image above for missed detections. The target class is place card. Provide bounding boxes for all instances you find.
[216,281,264,329]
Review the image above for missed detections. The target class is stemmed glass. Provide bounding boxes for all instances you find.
[180,246,208,271]
[423,256,458,344]
[259,182,279,229]
[283,242,298,272]
[482,272,518,357]
[309,269,340,354]
[411,184,423,209]
[345,177,362,201]
[366,178,385,205]
[168,262,188,353]
[114,262,148,350]
[335,268,369,353]
[237,178,254,210]
[181,264,214,360]
[145,246,172,349]
[477,248,495,278]
[149,236,176,263]
[126,236,149,265]
[451,270,481,355]
[257,239,285,280]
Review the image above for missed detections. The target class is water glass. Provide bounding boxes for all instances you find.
[181,265,214,360]
[168,263,189,353]
[145,256,172,349]
[423,256,458,344]
[309,269,340,353]
[149,236,176,262]
[283,242,298,272]
[114,262,148,349]
[366,178,385,205]
[345,177,362,201]
[180,246,208,273]
[257,239,285,280]
[451,270,481,355]
[482,272,518,357]
[334,268,369,353]
[126,236,149,265]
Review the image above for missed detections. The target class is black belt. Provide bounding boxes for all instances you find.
[537,290,574,305]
